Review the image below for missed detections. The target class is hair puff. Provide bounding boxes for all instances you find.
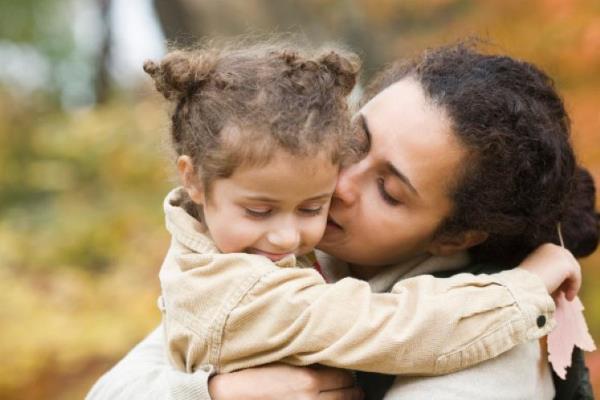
[143,50,218,101]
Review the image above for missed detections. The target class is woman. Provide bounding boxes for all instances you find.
[340,44,598,400]
[87,44,598,399]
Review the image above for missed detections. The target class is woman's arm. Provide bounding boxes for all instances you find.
[86,327,213,400]
[86,325,362,400]
[209,364,363,400]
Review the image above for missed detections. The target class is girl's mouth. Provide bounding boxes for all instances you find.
[248,249,294,262]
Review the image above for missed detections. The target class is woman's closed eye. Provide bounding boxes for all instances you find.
[377,177,401,206]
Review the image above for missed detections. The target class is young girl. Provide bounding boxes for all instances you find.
[143,42,575,376]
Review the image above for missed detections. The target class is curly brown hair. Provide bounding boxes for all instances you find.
[143,41,360,191]
[366,43,599,266]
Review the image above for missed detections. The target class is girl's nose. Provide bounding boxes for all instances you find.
[267,224,301,252]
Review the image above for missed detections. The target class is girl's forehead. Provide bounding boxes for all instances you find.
[219,122,347,172]
[221,151,338,201]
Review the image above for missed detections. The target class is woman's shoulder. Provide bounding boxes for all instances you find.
[432,261,504,278]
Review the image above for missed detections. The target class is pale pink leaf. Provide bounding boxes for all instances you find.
[547,293,596,379]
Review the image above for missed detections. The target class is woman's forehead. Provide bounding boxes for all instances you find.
[360,79,453,157]
[359,78,466,202]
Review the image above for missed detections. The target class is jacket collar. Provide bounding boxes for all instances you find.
[163,187,219,254]
[316,251,470,293]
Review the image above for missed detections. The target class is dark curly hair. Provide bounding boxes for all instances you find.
[144,40,361,190]
[365,43,599,266]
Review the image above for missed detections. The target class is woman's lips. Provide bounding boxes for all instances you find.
[326,217,343,230]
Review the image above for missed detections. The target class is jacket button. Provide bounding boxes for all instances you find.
[536,315,546,328]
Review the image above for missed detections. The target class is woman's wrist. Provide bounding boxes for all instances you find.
[207,374,230,400]
[207,364,362,400]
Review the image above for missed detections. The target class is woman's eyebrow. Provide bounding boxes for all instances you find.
[358,113,372,147]
[362,113,420,197]
[385,161,420,197]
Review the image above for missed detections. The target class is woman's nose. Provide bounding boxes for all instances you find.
[333,163,362,205]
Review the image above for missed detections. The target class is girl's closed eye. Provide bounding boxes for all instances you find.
[377,177,401,206]
[245,207,273,218]
[298,205,324,216]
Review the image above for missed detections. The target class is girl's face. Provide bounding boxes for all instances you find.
[318,78,469,273]
[182,151,338,262]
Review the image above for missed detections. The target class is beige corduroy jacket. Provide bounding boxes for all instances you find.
[159,187,556,376]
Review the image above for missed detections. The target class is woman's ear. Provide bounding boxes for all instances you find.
[428,230,489,256]
[177,156,205,205]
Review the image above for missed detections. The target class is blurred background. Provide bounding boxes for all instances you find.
[0,0,599,398]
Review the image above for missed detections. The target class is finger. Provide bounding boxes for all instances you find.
[566,259,582,301]
[573,259,582,293]
[319,387,364,400]
[558,282,574,301]
[311,368,355,392]
[565,277,579,301]
[560,276,579,301]
[558,280,574,301]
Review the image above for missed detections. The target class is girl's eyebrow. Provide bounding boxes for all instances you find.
[243,193,332,203]
[304,193,334,202]
[243,196,279,203]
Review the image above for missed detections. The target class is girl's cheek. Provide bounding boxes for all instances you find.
[310,219,329,244]
[211,223,250,252]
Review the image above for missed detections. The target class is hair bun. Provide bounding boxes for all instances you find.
[277,50,300,66]
[143,50,217,100]
[561,167,600,258]
[318,50,361,96]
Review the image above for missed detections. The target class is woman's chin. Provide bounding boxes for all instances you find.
[319,226,371,263]
[319,226,343,247]
[315,237,339,254]
[317,236,349,259]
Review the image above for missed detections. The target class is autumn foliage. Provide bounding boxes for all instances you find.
[1,0,599,399]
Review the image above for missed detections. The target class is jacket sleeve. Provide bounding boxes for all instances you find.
[213,267,555,375]
[86,326,214,400]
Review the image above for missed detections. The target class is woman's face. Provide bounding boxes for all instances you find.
[317,77,469,270]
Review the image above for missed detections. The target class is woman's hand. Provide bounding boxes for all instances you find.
[208,363,363,400]
[518,243,582,300]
